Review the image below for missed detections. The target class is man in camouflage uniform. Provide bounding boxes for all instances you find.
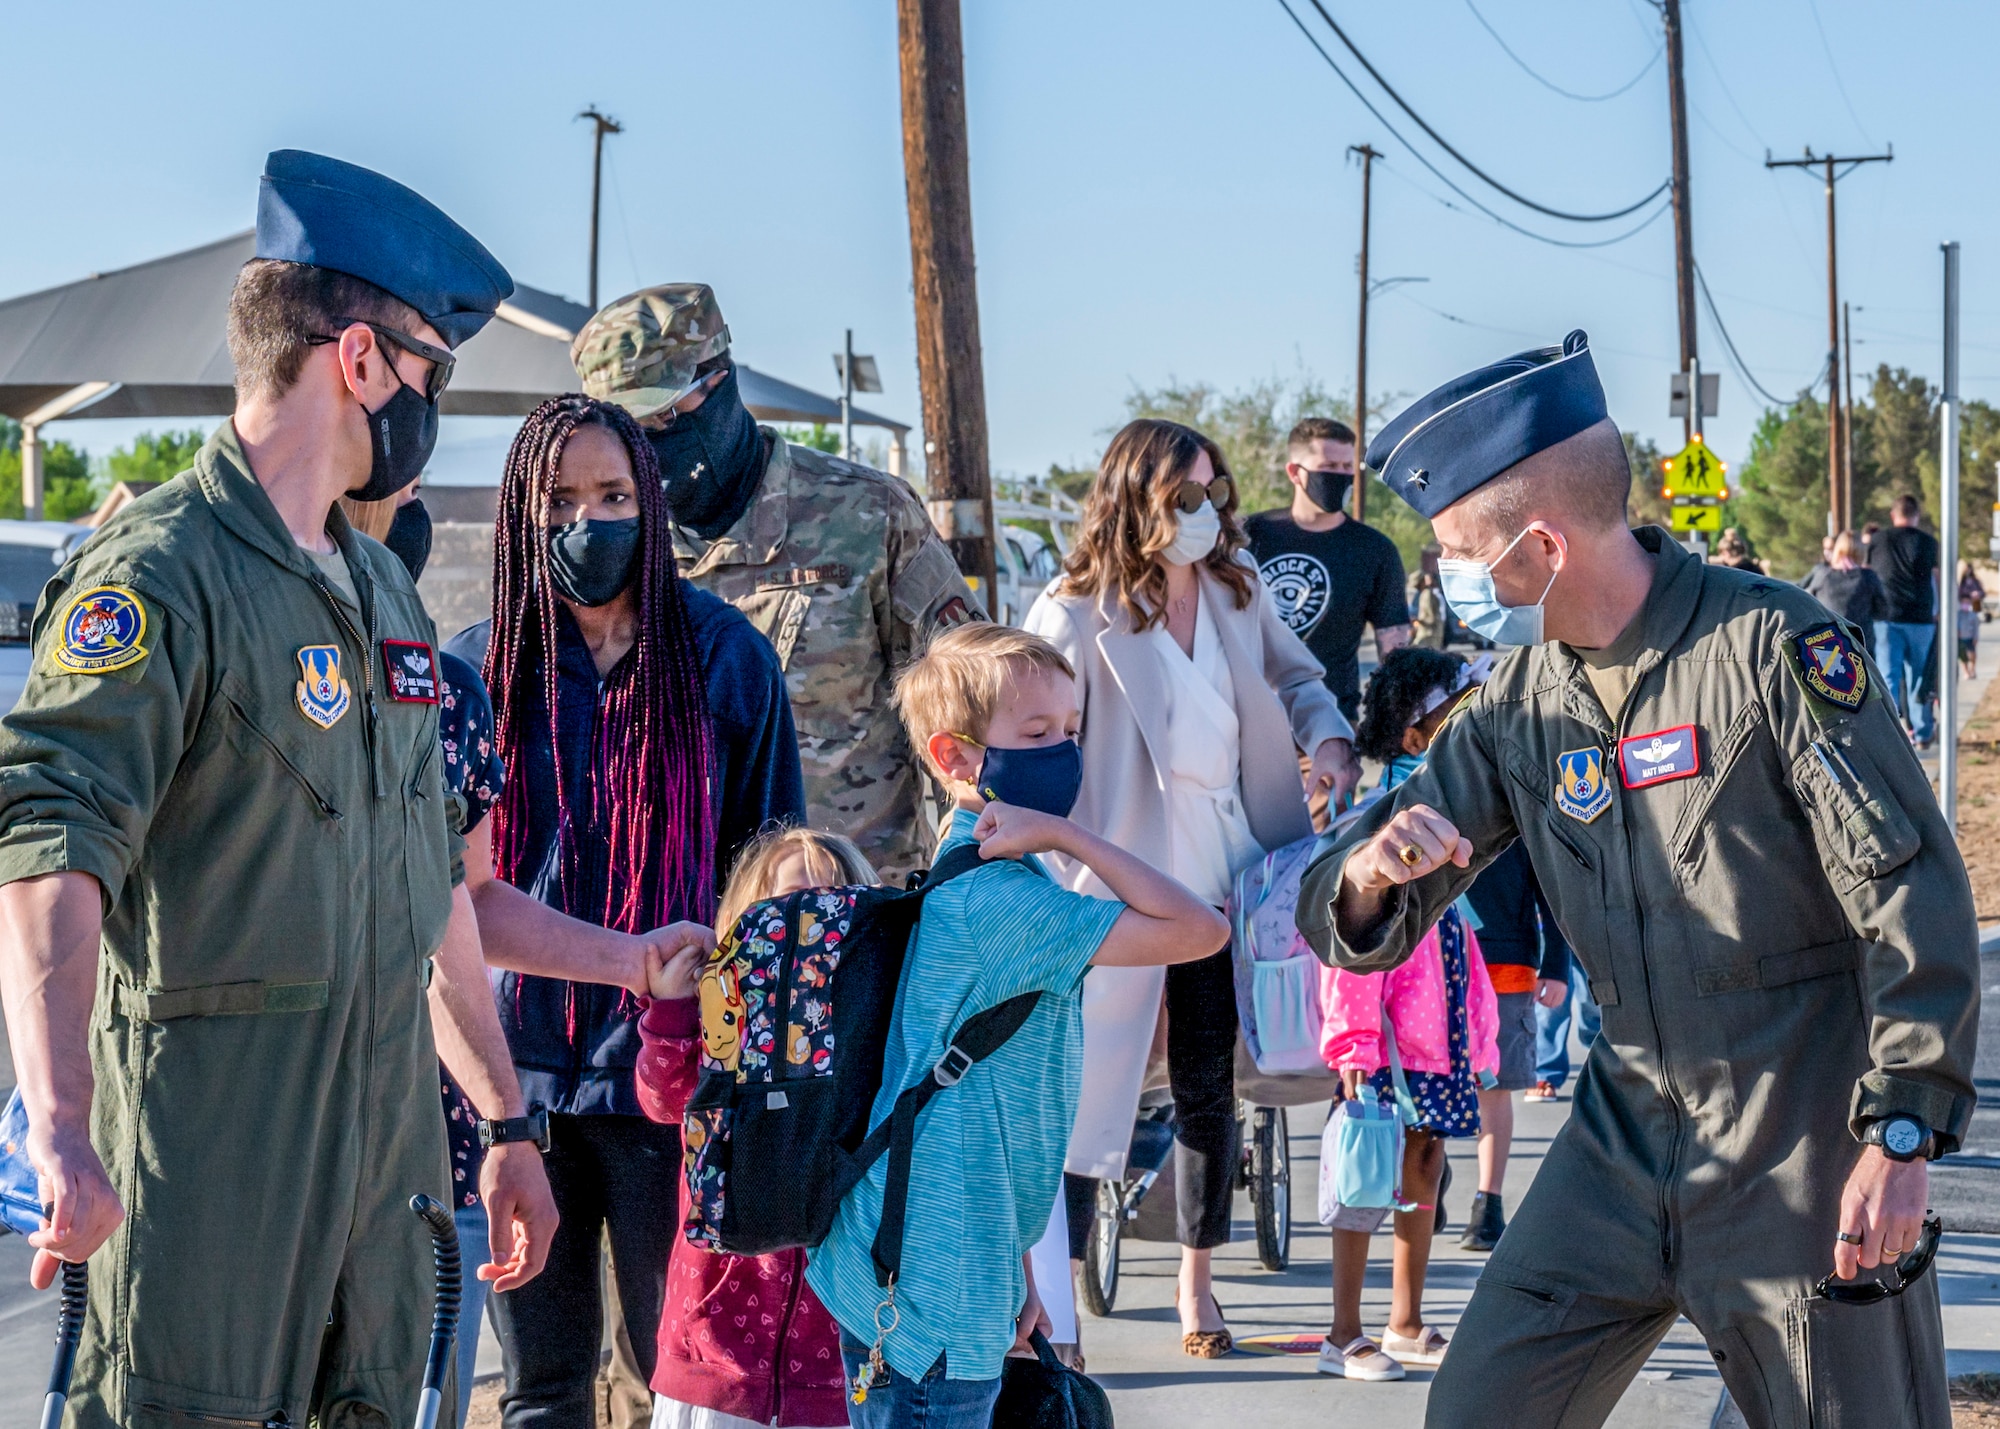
[574,285,975,880]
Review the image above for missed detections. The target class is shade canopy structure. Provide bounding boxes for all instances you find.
[0,232,909,511]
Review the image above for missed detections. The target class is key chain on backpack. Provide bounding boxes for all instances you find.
[849,1284,901,1405]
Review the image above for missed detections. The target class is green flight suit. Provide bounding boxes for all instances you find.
[1300,528,1979,1429]
[0,424,458,1429]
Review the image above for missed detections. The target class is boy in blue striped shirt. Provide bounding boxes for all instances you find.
[807,624,1227,1427]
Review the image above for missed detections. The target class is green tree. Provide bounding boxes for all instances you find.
[1851,365,1937,527]
[103,429,206,488]
[1733,398,1832,576]
[0,418,93,521]
[1625,431,1671,529]
[776,423,841,455]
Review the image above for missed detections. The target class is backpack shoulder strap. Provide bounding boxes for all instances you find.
[918,840,991,891]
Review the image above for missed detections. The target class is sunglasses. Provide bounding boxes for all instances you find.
[1815,1216,1943,1304]
[1173,476,1234,515]
[309,320,456,401]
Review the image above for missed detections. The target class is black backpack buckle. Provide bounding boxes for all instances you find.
[932,1045,974,1087]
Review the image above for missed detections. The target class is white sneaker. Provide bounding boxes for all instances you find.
[1317,1336,1406,1381]
[1381,1326,1449,1366]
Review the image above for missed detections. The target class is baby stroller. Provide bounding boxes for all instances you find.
[1077,835,1338,1315]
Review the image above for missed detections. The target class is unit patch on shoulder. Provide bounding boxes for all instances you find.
[1554,747,1613,823]
[296,645,351,730]
[52,586,149,675]
[382,640,439,704]
[1618,724,1701,789]
[1792,623,1868,710]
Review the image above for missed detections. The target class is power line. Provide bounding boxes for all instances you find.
[1801,0,1875,144]
[1275,0,1672,250]
[1299,0,1670,221]
[1463,0,1662,103]
[1695,262,1799,407]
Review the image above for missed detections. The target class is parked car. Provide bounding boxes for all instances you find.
[991,523,1062,626]
[0,521,94,713]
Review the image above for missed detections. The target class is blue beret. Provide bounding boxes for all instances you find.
[1365,330,1608,519]
[255,150,513,349]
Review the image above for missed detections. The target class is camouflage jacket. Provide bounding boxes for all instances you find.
[674,432,974,879]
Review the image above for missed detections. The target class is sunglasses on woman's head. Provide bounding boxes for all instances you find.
[1173,476,1234,515]
[1815,1216,1943,1304]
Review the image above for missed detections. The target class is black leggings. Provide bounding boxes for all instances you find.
[492,1112,679,1429]
[1064,944,1240,1255]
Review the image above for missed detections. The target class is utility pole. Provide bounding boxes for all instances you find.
[1842,301,1856,526]
[1663,0,1699,446]
[1766,147,1892,537]
[1939,241,1962,824]
[577,106,623,311]
[1349,143,1381,525]
[897,0,997,603]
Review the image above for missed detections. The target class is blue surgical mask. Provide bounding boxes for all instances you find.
[1436,525,1565,646]
[973,739,1083,818]
[1384,753,1426,791]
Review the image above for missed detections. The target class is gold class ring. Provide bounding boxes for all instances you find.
[1398,843,1425,868]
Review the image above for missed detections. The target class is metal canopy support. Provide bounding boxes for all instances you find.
[19,382,117,520]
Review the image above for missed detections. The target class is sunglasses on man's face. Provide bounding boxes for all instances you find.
[1173,476,1234,515]
[1815,1216,1943,1304]
[308,320,456,401]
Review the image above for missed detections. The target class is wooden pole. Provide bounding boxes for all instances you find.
[1350,144,1380,524]
[897,0,997,603]
[578,107,623,311]
[1663,0,1699,447]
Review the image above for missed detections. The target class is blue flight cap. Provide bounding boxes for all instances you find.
[255,150,513,349]
[1365,330,1608,520]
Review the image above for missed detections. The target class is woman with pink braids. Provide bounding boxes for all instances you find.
[445,394,804,1429]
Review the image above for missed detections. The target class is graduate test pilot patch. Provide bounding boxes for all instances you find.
[1619,724,1701,789]
[53,586,149,675]
[1792,623,1868,710]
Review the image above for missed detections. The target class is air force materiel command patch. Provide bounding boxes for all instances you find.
[296,645,351,729]
[1618,724,1701,789]
[382,639,439,704]
[52,586,149,675]
[1792,623,1868,710]
[1554,747,1613,823]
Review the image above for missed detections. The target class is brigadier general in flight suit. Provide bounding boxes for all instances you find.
[0,152,586,1429]
[1300,331,1978,1427]
[571,286,976,881]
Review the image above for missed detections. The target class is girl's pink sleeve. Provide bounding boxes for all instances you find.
[1463,927,1502,1080]
[634,996,703,1124]
[1319,962,1387,1073]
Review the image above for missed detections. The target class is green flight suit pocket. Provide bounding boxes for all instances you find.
[404,738,452,963]
[1785,1288,1946,1428]
[1475,1261,1578,1339]
[1790,737,1920,893]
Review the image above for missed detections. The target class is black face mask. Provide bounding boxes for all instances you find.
[349,375,440,501]
[384,498,432,583]
[546,517,642,607]
[646,367,766,539]
[1304,469,1353,515]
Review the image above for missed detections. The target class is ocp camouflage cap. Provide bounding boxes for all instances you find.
[571,284,732,420]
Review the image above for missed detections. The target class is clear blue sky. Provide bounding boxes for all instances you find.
[7,0,1998,485]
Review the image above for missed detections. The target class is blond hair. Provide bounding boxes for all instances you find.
[717,828,878,933]
[893,623,1074,777]
[339,494,400,542]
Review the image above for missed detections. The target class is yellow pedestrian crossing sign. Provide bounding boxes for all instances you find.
[1660,436,1727,498]
[1670,502,1723,533]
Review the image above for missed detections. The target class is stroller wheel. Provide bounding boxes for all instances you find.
[1249,1106,1291,1272]
[1079,1179,1123,1317]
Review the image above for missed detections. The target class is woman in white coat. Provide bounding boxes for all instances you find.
[1027,418,1355,1356]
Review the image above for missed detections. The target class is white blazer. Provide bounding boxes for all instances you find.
[1025,560,1352,1177]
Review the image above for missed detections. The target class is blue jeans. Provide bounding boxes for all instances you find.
[1533,956,1601,1089]
[838,1330,1000,1429]
[454,1201,493,1429]
[1875,621,1937,743]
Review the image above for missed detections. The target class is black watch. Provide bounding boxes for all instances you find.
[478,1107,551,1154]
[1864,1115,1933,1163]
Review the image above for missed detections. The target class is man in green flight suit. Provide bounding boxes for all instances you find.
[1301,331,1978,1427]
[571,285,977,881]
[0,152,621,1429]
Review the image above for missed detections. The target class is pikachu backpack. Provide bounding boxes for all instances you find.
[683,843,1034,1283]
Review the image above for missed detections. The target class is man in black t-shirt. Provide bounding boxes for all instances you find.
[1866,493,1942,746]
[1244,416,1411,728]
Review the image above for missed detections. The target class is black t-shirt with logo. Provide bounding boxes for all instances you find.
[1243,510,1410,715]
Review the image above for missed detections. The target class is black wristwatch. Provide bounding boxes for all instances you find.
[478,1106,551,1154]
[1863,1115,1933,1163]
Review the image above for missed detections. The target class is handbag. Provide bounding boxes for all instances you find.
[995,1330,1115,1429]
[1317,985,1421,1231]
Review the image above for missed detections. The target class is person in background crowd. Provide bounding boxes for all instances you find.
[1867,493,1943,747]
[1412,573,1449,650]
[1244,417,1409,826]
[571,285,975,882]
[446,395,805,1429]
[1709,528,1766,574]
[636,828,875,1429]
[1321,647,1500,1379]
[1802,534,1836,601]
[1027,418,1353,1358]
[1958,560,1985,679]
[1812,531,1886,652]
[1525,950,1600,1103]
